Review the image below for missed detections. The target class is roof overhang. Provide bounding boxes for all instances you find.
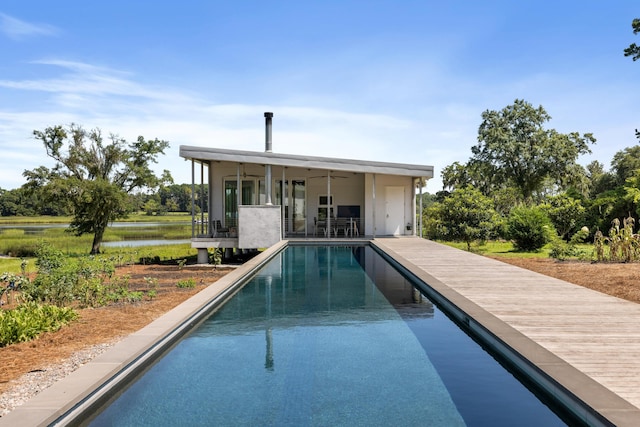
[179,145,434,179]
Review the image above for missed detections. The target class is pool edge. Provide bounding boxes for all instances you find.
[370,238,640,427]
[0,240,289,427]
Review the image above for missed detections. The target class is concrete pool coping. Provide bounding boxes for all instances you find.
[0,241,288,427]
[371,238,640,427]
[2,237,639,425]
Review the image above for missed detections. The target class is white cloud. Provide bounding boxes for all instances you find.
[0,13,58,40]
[0,60,440,190]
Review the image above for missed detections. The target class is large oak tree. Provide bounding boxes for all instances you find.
[26,124,171,254]
[469,99,595,201]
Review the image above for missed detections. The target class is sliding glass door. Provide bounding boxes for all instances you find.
[292,180,306,234]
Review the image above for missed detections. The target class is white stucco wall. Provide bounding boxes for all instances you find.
[364,174,414,236]
[238,205,282,248]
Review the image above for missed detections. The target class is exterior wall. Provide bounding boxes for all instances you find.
[364,174,414,236]
[206,162,413,239]
[238,205,281,248]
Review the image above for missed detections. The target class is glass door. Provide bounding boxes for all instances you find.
[223,181,236,228]
[292,180,306,234]
[276,180,289,234]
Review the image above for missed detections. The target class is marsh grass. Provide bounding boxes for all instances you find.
[0,214,197,274]
[0,219,192,258]
[0,212,192,225]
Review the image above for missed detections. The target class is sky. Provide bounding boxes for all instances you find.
[1,1,639,193]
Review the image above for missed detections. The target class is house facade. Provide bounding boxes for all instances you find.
[179,113,433,263]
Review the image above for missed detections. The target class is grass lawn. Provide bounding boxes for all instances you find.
[440,240,594,260]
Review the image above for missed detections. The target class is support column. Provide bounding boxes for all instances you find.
[237,163,241,230]
[200,162,205,236]
[208,161,214,236]
[419,179,423,238]
[197,248,208,264]
[191,160,195,238]
[265,112,273,205]
[282,167,286,239]
[372,174,376,238]
[327,170,331,238]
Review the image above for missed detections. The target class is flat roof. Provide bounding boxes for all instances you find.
[179,145,434,179]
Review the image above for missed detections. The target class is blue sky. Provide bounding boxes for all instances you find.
[1,1,639,192]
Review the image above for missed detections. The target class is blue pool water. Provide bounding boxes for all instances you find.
[86,246,573,426]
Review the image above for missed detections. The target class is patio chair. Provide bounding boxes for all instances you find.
[335,217,348,237]
[346,218,359,237]
[213,220,229,237]
[314,217,328,237]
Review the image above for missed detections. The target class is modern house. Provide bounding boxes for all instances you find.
[179,113,434,263]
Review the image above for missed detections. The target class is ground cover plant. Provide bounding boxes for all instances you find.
[0,235,212,352]
[0,302,77,347]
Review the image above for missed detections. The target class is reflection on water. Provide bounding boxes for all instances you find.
[88,246,569,427]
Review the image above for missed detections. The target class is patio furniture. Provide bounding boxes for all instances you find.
[213,220,229,237]
[314,217,328,237]
[334,217,348,237]
[347,217,359,237]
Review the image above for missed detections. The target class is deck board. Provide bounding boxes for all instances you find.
[373,237,640,426]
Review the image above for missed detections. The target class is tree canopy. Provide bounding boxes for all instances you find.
[624,18,640,61]
[26,124,171,254]
[469,99,595,201]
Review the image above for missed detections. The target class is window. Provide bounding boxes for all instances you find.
[318,194,333,221]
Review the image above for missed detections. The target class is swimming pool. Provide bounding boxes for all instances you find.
[80,245,576,426]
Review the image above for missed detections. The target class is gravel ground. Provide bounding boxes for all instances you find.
[0,342,115,417]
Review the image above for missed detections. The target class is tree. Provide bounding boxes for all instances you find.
[623,18,640,61]
[424,186,500,250]
[611,144,640,186]
[27,124,171,254]
[585,160,617,198]
[470,99,595,201]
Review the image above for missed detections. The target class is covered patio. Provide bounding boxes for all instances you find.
[178,113,433,262]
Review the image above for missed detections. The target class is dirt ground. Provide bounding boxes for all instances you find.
[0,264,231,394]
[491,257,640,304]
[1,257,640,395]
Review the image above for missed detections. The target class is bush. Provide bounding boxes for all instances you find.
[0,302,77,347]
[507,206,555,252]
[541,194,586,241]
[549,226,590,261]
[22,241,122,307]
[176,278,196,289]
[423,186,501,250]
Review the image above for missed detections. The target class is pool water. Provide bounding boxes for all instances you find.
[86,246,573,426]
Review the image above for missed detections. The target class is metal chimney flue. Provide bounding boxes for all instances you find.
[264,112,273,205]
[264,112,273,153]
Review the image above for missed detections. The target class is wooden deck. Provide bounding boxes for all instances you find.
[372,237,640,427]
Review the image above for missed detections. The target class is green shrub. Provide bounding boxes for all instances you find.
[176,278,196,289]
[507,206,555,252]
[0,302,77,347]
[209,248,222,265]
[22,241,120,307]
[549,227,590,261]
